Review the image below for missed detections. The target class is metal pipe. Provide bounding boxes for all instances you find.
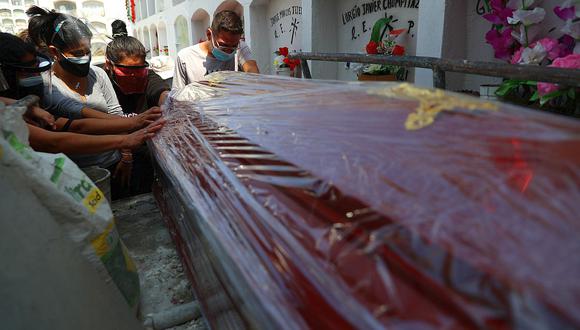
[300,59,312,79]
[143,301,202,330]
[289,52,580,87]
[432,68,446,90]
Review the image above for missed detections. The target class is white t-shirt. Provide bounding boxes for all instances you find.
[172,41,254,89]
[43,66,122,169]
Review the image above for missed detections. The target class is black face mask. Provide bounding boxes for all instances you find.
[16,81,45,99]
[58,53,91,77]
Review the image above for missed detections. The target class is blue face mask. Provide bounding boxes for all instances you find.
[19,75,44,87]
[210,32,237,62]
[212,47,236,62]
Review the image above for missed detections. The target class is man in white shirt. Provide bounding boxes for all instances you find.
[172,10,260,89]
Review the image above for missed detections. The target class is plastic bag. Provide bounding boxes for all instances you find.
[0,101,140,309]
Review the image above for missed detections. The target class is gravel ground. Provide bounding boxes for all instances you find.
[112,193,208,330]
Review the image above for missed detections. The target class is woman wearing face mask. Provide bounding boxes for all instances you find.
[104,20,170,114]
[0,33,165,160]
[25,7,159,199]
[0,32,158,135]
[101,20,170,195]
[172,10,259,89]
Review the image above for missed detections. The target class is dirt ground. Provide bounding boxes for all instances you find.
[112,193,208,330]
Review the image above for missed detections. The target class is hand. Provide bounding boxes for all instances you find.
[24,106,56,130]
[113,159,132,189]
[134,106,162,129]
[121,119,166,150]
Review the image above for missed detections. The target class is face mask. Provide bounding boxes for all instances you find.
[17,76,45,99]
[112,65,148,95]
[19,75,44,87]
[210,32,237,62]
[212,47,236,62]
[58,51,91,77]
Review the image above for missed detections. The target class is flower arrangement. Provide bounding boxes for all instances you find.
[482,0,580,113]
[358,17,407,80]
[273,47,301,73]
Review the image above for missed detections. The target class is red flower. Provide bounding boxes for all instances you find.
[392,45,405,56]
[279,47,289,57]
[283,57,300,70]
[366,41,379,54]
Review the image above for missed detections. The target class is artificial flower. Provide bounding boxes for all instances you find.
[278,47,289,57]
[366,41,379,54]
[483,0,516,25]
[392,45,405,56]
[486,28,517,60]
[507,7,546,25]
[537,38,562,60]
[273,55,286,67]
[554,3,576,20]
[561,20,580,39]
[511,24,542,45]
[520,43,548,64]
[537,53,580,95]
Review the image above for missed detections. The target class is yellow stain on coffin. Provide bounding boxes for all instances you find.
[369,83,499,130]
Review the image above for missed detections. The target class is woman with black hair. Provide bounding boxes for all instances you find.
[0,32,164,159]
[105,20,170,114]
[26,7,163,199]
[101,20,170,195]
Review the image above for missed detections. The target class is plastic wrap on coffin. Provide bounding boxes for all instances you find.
[151,72,580,329]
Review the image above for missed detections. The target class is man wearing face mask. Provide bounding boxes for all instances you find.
[172,10,260,89]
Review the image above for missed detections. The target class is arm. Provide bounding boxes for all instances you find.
[28,119,166,154]
[238,42,260,74]
[172,55,188,90]
[242,60,260,74]
[158,91,169,106]
[57,107,163,134]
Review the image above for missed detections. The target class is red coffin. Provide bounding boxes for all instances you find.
[151,73,580,329]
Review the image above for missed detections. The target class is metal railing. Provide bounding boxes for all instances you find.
[289,52,580,90]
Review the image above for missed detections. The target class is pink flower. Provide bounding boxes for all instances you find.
[537,54,580,95]
[537,38,561,60]
[483,0,515,25]
[511,46,525,63]
[486,28,517,60]
[552,53,580,68]
[554,5,576,21]
[559,34,576,57]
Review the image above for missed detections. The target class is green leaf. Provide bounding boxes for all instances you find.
[529,91,540,102]
[495,81,519,96]
[540,90,564,106]
[567,88,576,100]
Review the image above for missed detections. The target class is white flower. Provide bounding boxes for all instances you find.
[520,43,547,64]
[273,55,286,68]
[562,20,580,39]
[511,24,542,44]
[508,8,546,25]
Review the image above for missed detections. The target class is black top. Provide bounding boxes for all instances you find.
[110,69,170,114]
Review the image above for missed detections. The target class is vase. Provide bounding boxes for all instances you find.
[276,67,293,77]
[480,84,500,100]
[357,74,397,82]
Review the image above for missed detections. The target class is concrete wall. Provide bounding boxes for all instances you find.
[133,0,572,88]
[336,0,419,81]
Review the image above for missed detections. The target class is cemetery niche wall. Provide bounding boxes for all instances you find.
[267,0,303,74]
[338,0,419,80]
